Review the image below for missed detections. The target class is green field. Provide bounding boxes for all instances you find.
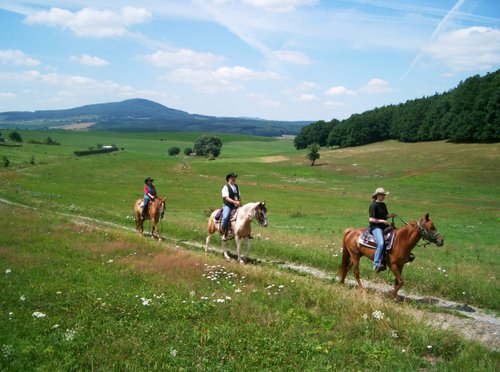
[0,130,499,370]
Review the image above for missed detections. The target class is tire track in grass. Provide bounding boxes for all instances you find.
[0,197,498,350]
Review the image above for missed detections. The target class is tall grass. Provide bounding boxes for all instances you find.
[0,204,497,370]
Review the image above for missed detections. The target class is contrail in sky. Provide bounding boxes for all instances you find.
[400,0,465,80]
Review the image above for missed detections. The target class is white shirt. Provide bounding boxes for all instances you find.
[221,184,239,199]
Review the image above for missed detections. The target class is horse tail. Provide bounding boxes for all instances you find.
[338,228,353,282]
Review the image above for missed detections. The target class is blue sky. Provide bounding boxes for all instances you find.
[0,0,499,121]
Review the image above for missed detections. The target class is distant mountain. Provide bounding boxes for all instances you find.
[0,98,310,136]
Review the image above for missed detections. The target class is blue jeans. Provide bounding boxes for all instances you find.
[372,227,384,269]
[142,197,152,216]
[221,205,233,231]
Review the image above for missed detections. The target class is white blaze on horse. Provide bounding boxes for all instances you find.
[133,197,166,241]
[205,202,268,264]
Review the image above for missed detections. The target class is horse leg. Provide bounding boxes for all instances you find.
[338,245,352,284]
[205,233,212,252]
[235,236,244,264]
[222,240,231,261]
[243,236,251,263]
[390,263,404,299]
[351,255,364,290]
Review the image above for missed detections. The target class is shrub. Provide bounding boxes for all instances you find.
[9,131,22,143]
[194,135,222,158]
[2,156,9,168]
[168,147,181,156]
[184,147,193,156]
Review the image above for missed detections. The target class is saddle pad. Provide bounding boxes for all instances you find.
[357,228,395,251]
[214,208,223,221]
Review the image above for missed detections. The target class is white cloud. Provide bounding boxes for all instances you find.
[247,92,280,107]
[143,49,224,68]
[0,92,17,99]
[423,26,500,73]
[359,78,394,94]
[164,66,279,92]
[324,100,345,109]
[0,49,40,66]
[70,54,109,66]
[242,0,317,12]
[297,93,318,101]
[25,7,152,38]
[325,86,356,96]
[273,50,313,64]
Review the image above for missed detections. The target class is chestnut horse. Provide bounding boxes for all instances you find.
[205,202,268,264]
[338,213,444,298]
[133,197,166,241]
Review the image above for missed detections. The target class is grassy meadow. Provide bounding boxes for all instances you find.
[0,130,499,369]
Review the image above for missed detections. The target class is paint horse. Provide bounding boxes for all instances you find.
[338,213,444,298]
[205,202,268,264]
[133,197,166,241]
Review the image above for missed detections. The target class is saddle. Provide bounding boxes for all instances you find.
[358,226,395,251]
[214,208,237,222]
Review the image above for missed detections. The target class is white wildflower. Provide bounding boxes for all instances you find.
[20,295,25,301]
[427,345,432,349]
[372,310,384,320]
[5,269,11,274]
[64,329,77,342]
[189,291,196,298]
[362,313,369,320]
[32,311,46,318]
[170,349,177,357]
[52,324,60,329]
[402,349,406,353]
[391,330,398,339]
[234,288,242,293]
[140,297,152,306]
[107,259,113,263]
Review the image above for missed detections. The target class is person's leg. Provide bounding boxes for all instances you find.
[221,205,232,239]
[372,228,384,271]
[142,198,150,219]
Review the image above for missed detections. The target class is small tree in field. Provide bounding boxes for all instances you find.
[193,135,222,158]
[168,147,181,156]
[184,147,193,156]
[2,156,9,168]
[9,131,22,143]
[307,143,320,166]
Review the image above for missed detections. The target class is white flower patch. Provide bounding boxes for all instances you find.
[32,311,46,318]
[2,344,13,358]
[19,295,25,301]
[170,349,177,357]
[5,269,11,274]
[391,330,398,339]
[140,297,152,306]
[64,329,77,342]
[372,310,384,320]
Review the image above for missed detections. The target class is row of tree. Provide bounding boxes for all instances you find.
[294,70,499,149]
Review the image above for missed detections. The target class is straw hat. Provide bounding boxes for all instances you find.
[372,187,389,197]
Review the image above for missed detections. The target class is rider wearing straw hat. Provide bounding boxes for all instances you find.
[220,172,241,241]
[369,187,395,272]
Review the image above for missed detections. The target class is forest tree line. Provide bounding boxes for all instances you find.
[294,69,499,149]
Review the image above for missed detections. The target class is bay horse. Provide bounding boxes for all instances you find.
[205,202,268,264]
[338,213,444,298]
[133,197,166,241]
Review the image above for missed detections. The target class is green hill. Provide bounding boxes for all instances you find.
[0,98,309,137]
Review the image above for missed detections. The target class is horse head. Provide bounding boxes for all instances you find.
[418,213,444,246]
[158,197,166,219]
[256,201,268,227]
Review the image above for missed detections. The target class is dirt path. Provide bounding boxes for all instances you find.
[1,197,498,350]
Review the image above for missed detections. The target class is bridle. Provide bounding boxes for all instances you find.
[417,220,441,246]
[395,216,441,247]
